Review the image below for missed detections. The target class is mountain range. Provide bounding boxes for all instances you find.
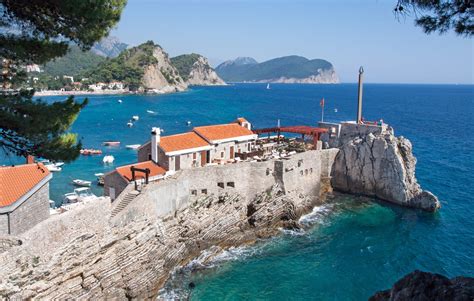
[215,56,339,84]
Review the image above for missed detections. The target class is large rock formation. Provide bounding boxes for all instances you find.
[370,270,474,301]
[141,45,187,93]
[171,54,226,86]
[0,186,322,299]
[331,128,440,211]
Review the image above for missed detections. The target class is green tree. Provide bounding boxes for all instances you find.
[0,0,127,161]
[395,0,473,36]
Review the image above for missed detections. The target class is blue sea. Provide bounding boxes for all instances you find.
[2,83,473,299]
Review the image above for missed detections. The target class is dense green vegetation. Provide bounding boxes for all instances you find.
[215,55,333,82]
[170,54,201,81]
[42,46,106,77]
[82,41,159,91]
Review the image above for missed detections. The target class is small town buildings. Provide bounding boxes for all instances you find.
[104,160,166,200]
[88,82,107,91]
[109,81,124,90]
[0,163,52,235]
[138,118,258,171]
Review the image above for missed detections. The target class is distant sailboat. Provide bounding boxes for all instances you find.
[266,83,271,90]
[334,108,338,113]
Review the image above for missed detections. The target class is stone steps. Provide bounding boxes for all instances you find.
[110,190,139,218]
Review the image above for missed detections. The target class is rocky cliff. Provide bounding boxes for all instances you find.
[0,185,322,299]
[171,54,225,86]
[369,270,474,300]
[141,45,187,93]
[331,127,440,211]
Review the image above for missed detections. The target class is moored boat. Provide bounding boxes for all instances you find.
[103,155,115,164]
[125,144,141,149]
[132,115,139,121]
[44,164,61,172]
[72,179,92,187]
[80,149,103,155]
[103,141,120,146]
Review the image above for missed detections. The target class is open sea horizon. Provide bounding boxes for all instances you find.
[1,83,473,300]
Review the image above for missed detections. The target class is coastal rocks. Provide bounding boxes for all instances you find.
[186,56,226,86]
[256,68,340,84]
[331,131,441,211]
[141,46,187,93]
[0,186,319,299]
[369,270,474,301]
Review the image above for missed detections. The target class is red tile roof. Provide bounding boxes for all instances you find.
[0,163,50,207]
[115,161,166,181]
[159,132,210,153]
[194,123,254,141]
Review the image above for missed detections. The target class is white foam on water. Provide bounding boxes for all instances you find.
[298,203,334,226]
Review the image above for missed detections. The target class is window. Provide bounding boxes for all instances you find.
[300,170,304,176]
[298,159,303,167]
[221,151,224,158]
[193,153,197,159]
[310,168,313,174]
[305,169,308,175]
[227,182,235,188]
[247,143,250,151]
[191,189,197,195]
[217,182,224,188]
[201,189,208,194]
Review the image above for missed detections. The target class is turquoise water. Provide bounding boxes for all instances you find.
[2,84,473,299]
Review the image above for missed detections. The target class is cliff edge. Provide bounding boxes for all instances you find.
[331,126,440,211]
[171,54,225,86]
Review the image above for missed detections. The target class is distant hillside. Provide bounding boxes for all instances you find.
[41,46,106,77]
[171,54,225,85]
[92,36,129,58]
[216,55,339,83]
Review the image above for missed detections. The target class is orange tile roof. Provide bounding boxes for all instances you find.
[115,161,166,181]
[0,163,51,207]
[194,123,254,141]
[159,132,210,153]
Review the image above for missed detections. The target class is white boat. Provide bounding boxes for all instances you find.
[95,173,105,186]
[103,155,114,164]
[334,108,338,113]
[94,172,104,177]
[72,179,92,187]
[117,99,123,103]
[132,115,139,121]
[63,187,98,204]
[125,144,141,149]
[266,83,271,90]
[147,110,157,114]
[45,164,62,172]
[186,121,192,126]
[54,162,64,167]
[127,121,133,127]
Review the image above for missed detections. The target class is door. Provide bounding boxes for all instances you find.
[230,146,234,159]
[175,155,180,171]
[201,150,207,166]
[109,187,116,201]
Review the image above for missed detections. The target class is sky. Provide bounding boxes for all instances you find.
[111,0,473,84]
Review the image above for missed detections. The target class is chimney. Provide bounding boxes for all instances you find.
[26,155,35,164]
[151,127,161,163]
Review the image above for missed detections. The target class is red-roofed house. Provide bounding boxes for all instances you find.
[104,160,166,200]
[138,118,257,171]
[0,163,52,235]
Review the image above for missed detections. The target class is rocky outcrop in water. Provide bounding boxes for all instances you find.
[0,186,321,299]
[331,130,440,211]
[369,270,474,301]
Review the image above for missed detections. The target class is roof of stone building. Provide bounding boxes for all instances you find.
[194,123,254,142]
[0,163,51,207]
[159,132,210,153]
[115,161,166,181]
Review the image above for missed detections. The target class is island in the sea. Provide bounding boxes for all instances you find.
[215,55,340,84]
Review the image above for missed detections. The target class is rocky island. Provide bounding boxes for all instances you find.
[0,119,440,299]
[215,55,340,84]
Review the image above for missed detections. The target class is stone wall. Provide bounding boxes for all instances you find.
[138,142,151,163]
[1,183,50,235]
[117,150,336,220]
[104,171,129,200]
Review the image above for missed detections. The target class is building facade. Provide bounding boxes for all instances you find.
[0,164,52,235]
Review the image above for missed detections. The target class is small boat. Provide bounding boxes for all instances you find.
[72,179,92,187]
[63,192,78,203]
[103,155,114,164]
[186,121,192,126]
[95,173,105,186]
[45,164,61,172]
[132,115,139,121]
[266,83,271,90]
[334,108,338,113]
[125,144,141,149]
[147,110,157,114]
[103,141,120,146]
[80,149,103,155]
[127,121,133,127]
[117,99,122,103]
[63,187,98,204]
[54,162,65,167]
